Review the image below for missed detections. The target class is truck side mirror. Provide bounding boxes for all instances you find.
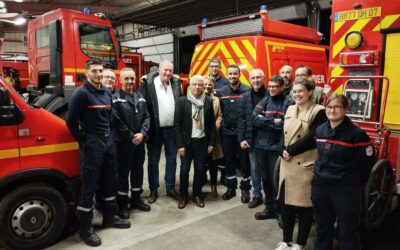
[0,87,24,125]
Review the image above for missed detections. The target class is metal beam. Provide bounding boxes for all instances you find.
[5,2,121,15]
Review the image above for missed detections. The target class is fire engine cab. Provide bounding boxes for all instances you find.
[189,6,329,91]
[328,0,400,228]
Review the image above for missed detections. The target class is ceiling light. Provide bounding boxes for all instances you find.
[14,17,25,25]
[0,1,5,8]
[15,0,23,2]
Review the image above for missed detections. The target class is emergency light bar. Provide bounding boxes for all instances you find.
[339,51,379,67]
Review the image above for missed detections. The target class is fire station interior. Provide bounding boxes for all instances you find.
[1,0,400,249]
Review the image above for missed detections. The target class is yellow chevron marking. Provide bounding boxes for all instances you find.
[0,149,19,160]
[220,42,236,65]
[229,41,245,58]
[189,61,201,76]
[334,21,346,34]
[191,44,203,64]
[20,142,79,157]
[191,43,214,74]
[332,18,371,59]
[330,66,345,93]
[373,14,400,31]
[242,40,256,61]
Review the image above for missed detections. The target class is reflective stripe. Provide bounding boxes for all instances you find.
[131,188,141,191]
[104,196,116,201]
[262,110,285,116]
[241,177,251,182]
[113,98,127,103]
[87,105,111,109]
[218,165,226,169]
[226,175,236,180]
[117,191,129,196]
[77,206,93,212]
[316,138,370,148]
[138,98,146,102]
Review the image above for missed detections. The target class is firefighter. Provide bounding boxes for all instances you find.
[216,64,251,202]
[252,75,294,222]
[112,68,151,219]
[310,94,375,250]
[208,58,229,94]
[67,59,130,247]
[279,65,294,96]
[102,68,116,92]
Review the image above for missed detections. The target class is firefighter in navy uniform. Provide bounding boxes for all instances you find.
[67,59,131,247]
[216,64,251,202]
[112,68,151,219]
[292,94,375,250]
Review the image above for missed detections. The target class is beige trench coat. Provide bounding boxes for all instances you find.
[211,95,224,160]
[278,102,324,207]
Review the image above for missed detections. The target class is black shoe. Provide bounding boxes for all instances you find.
[131,199,151,212]
[102,215,131,229]
[248,197,263,208]
[118,205,130,220]
[255,208,275,220]
[241,190,250,203]
[276,213,283,229]
[167,190,180,201]
[222,189,236,200]
[79,225,101,247]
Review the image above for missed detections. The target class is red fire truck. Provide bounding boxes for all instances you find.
[1,52,29,92]
[0,66,80,249]
[328,0,400,228]
[27,9,126,115]
[188,6,329,92]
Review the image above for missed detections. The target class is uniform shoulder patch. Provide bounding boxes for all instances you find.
[366,145,374,156]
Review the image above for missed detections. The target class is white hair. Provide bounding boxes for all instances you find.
[190,75,204,85]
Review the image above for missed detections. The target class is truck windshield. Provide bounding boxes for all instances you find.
[79,24,117,66]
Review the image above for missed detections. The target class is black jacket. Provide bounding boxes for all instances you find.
[139,71,182,139]
[112,90,150,142]
[216,83,250,136]
[174,96,216,149]
[252,93,294,151]
[237,87,267,149]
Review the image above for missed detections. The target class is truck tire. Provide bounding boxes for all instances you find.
[0,183,67,249]
[364,159,393,228]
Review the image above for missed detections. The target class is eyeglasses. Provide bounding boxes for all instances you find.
[209,65,220,68]
[103,75,116,80]
[326,105,344,111]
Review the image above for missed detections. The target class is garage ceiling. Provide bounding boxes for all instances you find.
[1,0,306,31]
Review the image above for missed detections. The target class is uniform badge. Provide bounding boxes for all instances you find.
[366,145,374,156]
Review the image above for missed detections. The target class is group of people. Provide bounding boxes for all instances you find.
[67,57,375,250]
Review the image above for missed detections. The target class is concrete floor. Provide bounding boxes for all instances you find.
[44,150,400,250]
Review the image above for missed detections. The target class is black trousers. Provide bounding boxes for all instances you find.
[115,141,145,203]
[256,149,280,214]
[312,181,362,250]
[280,184,313,246]
[221,132,251,190]
[179,138,207,197]
[205,156,218,185]
[78,134,118,223]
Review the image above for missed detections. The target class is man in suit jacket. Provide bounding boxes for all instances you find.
[139,60,183,203]
[174,75,216,209]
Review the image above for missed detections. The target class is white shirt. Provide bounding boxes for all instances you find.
[154,76,175,127]
[191,104,205,138]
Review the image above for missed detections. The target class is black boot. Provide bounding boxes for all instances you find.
[241,190,250,203]
[102,214,131,229]
[79,223,101,247]
[118,202,130,219]
[255,208,275,220]
[222,188,236,200]
[131,198,151,212]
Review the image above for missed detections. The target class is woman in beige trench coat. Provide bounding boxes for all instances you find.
[274,79,327,250]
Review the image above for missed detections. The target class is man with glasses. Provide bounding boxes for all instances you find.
[102,68,116,92]
[67,59,131,247]
[208,58,229,93]
[252,75,294,222]
[112,68,151,219]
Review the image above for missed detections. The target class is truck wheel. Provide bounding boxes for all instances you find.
[364,159,393,228]
[0,183,67,249]
[273,157,281,197]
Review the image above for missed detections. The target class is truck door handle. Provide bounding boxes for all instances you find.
[36,137,45,142]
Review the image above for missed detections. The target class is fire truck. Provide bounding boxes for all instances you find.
[0,59,80,249]
[1,52,29,92]
[328,0,400,228]
[27,8,126,116]
[188,6,329,92]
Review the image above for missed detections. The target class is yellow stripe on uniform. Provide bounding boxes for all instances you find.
[242,40,256,61]
[0,148,19,160]
[20,142,79,157]
[373,14,400,31]
[334,21,346,34]
[332,18,372,59]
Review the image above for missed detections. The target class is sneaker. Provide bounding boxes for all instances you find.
[291,243,305,250]
[275,241,292,250]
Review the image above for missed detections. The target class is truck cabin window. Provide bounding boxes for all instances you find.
[79,24,117,67]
